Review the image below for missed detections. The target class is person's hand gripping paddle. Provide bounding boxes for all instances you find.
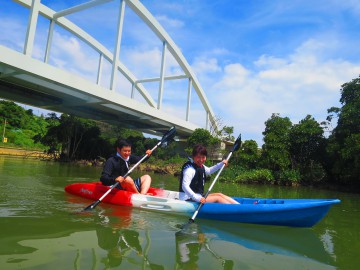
[181,134,241,229]
[83,126,176,211]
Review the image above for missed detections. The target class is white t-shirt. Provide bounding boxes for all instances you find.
[179,162,224,202]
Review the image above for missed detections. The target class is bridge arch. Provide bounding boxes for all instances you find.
[0,0,218,138]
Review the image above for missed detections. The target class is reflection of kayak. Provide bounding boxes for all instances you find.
[198,221,335,266]
[65,182,340,227]
[175,221,336,269]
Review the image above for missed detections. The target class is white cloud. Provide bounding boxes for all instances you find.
[156,15,184,28]
[204,38,360,145]
[192,57,221,74]
[162,102,206,128]
[49,32,99,81]
[0,14,27,52]
[121,46,184,78]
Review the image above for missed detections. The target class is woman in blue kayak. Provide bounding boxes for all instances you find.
[179,144,239,204]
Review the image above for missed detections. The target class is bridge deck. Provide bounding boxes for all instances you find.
[0,45,196,137]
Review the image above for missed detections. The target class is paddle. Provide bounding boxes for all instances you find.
[185,134,242,225]
[83,126,176,211]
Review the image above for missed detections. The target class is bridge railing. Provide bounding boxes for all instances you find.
[11,0,218,133]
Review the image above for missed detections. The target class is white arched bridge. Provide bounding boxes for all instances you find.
[0,0,218,138]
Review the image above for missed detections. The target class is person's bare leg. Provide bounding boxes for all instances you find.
[140,174,152,194]
[206,193,228,203]
[215,193,240,204]
[206,193,239,204]
[121,176,139,193]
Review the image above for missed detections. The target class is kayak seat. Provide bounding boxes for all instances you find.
[252,199,285,204]
[165,191,180,200]
[258,199,285,204]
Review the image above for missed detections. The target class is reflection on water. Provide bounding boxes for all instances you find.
[0,201,337,270]
[96,226,143,268]
[0,157,356,269]
[95,209,165,270]
[175,224,235,270]
[175,221,335,270]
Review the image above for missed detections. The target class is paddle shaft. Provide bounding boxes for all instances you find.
[83,127,176,211]
[187,133,241,224]
[189,151,234,222]
[96,142,159,202]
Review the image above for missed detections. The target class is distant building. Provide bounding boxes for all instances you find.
[175,139,235,161]
[210,140,234,161]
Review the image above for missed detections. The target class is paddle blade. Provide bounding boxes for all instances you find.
[177,220,200,236]
[160,126,176,145]
[83,200,100,211]
[232,134,242,152]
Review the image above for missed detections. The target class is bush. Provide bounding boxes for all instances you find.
[277,169,301,185]
[240,169,274,183]
[221,168,274,183]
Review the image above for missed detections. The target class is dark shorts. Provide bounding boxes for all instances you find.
[133,177,141,192]
[116,177,141,192]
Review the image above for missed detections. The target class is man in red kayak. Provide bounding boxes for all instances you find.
[100,139,152,194]
[179,144,239,204]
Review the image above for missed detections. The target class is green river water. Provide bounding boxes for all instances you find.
[0,156,359,270]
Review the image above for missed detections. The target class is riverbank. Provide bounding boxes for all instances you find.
[2,146,357,193]
[0,146,52,159]
[0,147,179,175]
[73,159,180,176]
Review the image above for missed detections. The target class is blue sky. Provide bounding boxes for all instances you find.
[1,0,360,145]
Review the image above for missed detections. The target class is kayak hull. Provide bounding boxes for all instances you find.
[65,182,340,227]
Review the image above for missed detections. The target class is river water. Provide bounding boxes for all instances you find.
[0,156,359,270]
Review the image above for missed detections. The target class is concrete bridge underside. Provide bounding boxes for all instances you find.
[0,45,197,138]
[0,0,218,138]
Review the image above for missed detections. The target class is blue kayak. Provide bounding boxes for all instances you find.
[197,197,340,227]
[65,182,340,227]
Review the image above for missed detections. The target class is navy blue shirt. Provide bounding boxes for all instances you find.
[100,154,143,186]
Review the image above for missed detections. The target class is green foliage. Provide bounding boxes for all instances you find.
[0,100,28,128]
[13,129,43,147]
[0,100,49,149]
[326,75,360,187]
[220,126,235,141]
[276,169,301,184]
[37,114,115,160]
[261,113,292,172]
[120,133,177,161]
[289,115,326,183]
[222,168,274,183]
[240,169,275,183]
[186,128,221,158]
[3,72,360,192]
[187,128,215,148]
[236,139,260,170]
[260,113,328,184]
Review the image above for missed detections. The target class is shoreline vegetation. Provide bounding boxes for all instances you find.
[2,74,360,194]
[0,145,178,172]
[0,146,52,159]
[1,146,353,193]
[0,146,180,175]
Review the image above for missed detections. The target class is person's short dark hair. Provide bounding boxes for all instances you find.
[192,144,207,157]
[116,139,132,150]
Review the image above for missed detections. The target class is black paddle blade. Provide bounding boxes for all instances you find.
[176,221,200,236]
[232,134,242,152]
[83,200,100,211]
[160,126,176,145]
